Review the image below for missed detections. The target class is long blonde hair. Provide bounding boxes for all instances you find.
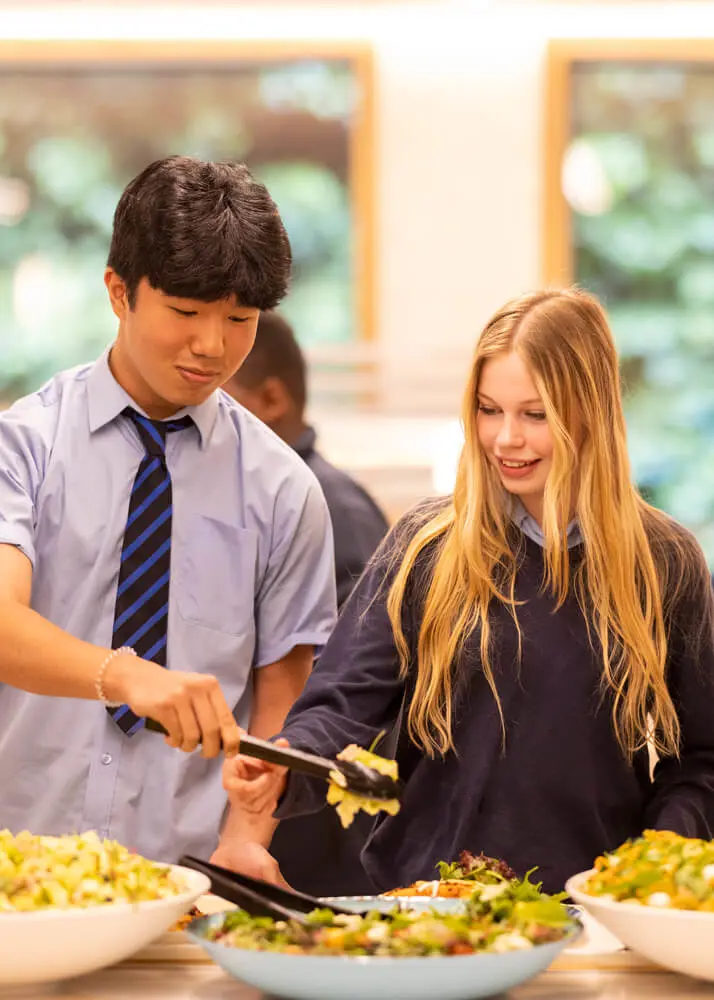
[387,287,709,760]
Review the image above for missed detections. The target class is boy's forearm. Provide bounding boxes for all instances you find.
[0,599,110,699]
[248,646,313,741]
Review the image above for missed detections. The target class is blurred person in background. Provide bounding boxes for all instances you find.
[0,156,336,872]
[224,310,389,895]
[224,310,389,610]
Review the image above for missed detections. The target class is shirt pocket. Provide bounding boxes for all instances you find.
[177,514,258,635]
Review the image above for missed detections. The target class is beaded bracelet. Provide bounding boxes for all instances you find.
[95,647,137,707]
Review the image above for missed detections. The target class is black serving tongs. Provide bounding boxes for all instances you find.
[146,721,403,802]
[178,855,356,925]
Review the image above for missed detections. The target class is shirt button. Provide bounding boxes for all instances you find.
[101,753,113,765]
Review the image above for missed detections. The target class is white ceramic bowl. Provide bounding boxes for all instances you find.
[0,865,211,985]
[187,898,581,1000]
[566,869,714,981]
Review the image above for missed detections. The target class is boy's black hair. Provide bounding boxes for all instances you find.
[231,310,307,413]
[108,155,291,309]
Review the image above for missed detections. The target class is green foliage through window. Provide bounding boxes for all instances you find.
[0,60,359,403]
[567,61,714,565]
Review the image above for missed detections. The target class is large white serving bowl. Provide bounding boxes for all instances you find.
[566,869,714,981]
[187,904,580,1000]
[0,865,211,985]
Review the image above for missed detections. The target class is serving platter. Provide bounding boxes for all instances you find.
[185,909,581,1000]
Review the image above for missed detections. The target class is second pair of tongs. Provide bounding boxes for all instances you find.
[146,720,403,802]
[179,855,356,925]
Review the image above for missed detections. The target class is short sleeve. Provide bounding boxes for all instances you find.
[0,406,49,566]
[253,473,337,667]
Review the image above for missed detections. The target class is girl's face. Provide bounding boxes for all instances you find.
[476,351,555,523]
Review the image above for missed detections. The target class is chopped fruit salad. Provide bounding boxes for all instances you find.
[327,744,400,829]
[0,830,185,911]
[205,873,574,956]
[583,830,714,911]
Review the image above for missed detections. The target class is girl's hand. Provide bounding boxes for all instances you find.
[221,737,289,814]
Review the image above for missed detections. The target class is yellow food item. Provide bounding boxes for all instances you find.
[326,744,400,829]
[583,830,714,911]
[384,879,479,898]
[0,829,185,911]
[172,905,203,930]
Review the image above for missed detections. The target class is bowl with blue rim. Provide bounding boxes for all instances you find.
[186,891,581,1000]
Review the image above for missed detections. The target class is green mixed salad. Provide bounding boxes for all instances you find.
[584,829,714,911]
[0,829,185,911]
[437,850,518,884]
[206,873,574,957]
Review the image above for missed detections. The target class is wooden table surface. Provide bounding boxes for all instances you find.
[2,962,714,1000]
[2,905,714,1000]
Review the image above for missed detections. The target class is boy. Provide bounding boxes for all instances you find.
[0,157,336,871]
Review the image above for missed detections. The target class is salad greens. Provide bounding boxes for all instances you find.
[0,829,184,911]
[437,851,518,884]
[584,829,714,911]
[207,875,573,957]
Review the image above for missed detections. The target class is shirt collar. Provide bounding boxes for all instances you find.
[292,425,317,461]
[86,347,219,448]
[510,497,583,549]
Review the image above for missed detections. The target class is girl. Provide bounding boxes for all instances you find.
[219,288,714,894]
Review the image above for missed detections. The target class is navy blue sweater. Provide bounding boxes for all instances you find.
[277,524,714,895]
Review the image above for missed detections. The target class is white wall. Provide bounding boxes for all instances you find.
[3,1,714,507]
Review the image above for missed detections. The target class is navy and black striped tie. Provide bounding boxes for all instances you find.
[108,407,193,736]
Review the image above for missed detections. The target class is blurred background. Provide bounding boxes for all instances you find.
[1,0,713,563]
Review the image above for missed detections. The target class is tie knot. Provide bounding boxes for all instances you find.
[123,407,193,457]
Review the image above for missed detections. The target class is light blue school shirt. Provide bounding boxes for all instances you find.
[511,498,583,549]
[0,350,337,862]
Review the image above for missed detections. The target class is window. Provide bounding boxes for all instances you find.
[0,41,374,402]
[545,40,714,563]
